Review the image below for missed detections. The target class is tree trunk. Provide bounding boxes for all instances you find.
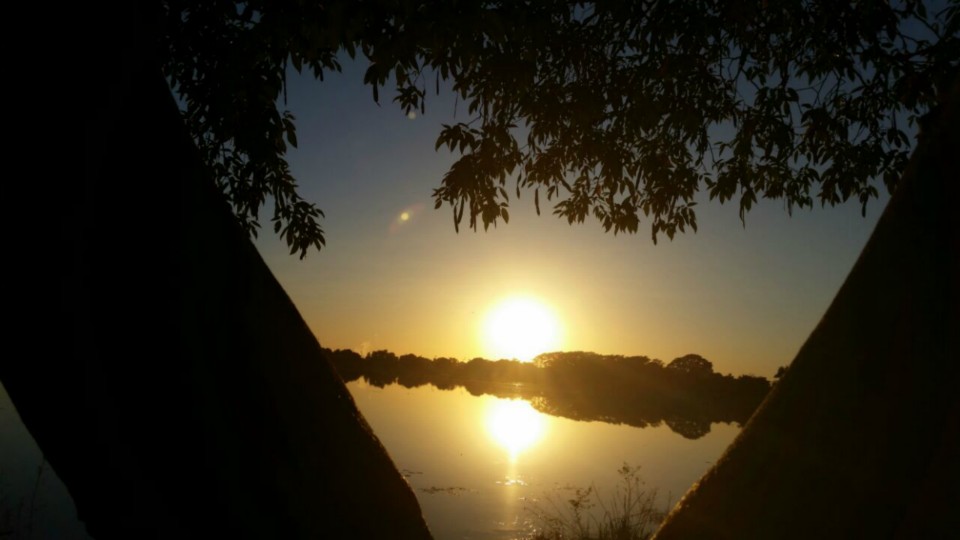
[653,82,959,538]
[1,6,432,538]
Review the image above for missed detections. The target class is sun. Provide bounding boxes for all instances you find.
[482,296,562,362]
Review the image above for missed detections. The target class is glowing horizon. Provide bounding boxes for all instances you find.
[481,296,563,362]
[255,64,888,380]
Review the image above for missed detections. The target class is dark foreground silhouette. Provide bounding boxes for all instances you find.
[329,350,770,439]
[1,7,431,538]
[653,83,960,538]
[8,6,955,537]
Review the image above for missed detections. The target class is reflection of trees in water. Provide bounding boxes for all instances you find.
[327,349,770,440]
[664,417,712,440]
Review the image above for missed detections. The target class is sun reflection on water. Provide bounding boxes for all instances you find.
[486,398,546,461]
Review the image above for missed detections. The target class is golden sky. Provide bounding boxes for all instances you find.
[254,63,889,379]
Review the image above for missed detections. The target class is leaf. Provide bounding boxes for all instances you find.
[169,0,933,258]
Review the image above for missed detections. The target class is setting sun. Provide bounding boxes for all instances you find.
[482,296,562,362]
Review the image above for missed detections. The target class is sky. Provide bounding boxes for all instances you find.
[251,59,894,379]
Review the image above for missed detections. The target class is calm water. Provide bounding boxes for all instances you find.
[346,380,741,539]
[0,381,740,539]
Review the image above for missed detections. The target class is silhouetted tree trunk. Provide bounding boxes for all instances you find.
[1,5,431,538]
[653,82,959,539]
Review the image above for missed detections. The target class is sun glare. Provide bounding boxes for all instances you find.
[486,399,546,461]
[482,296,562,362]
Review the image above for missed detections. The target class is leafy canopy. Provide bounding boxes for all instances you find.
[161,1,958,257]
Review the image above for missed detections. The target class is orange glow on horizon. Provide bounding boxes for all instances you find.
[481,296,562,362]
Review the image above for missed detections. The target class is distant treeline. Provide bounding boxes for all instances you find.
[325,349,771,439]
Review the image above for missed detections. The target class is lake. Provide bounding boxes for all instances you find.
[0,379,741,539]
[346,380,741,539]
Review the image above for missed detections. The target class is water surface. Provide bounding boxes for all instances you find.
[0,379,740,539]
[347,381,740,539]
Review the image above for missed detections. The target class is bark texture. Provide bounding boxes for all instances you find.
[3,7,432,538]
[653,83,959,539]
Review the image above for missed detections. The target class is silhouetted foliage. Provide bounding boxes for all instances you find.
[364,350,401,387]
[326,348,364,382]
[667,354,713,378]
[160,1,957,256]
[325,348,770,439]
[397,354,432,388]
[527,463,667,540]
[774,365,790,380]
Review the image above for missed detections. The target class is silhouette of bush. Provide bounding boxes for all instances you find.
[525,464,668,540]
[324,347,771,437]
